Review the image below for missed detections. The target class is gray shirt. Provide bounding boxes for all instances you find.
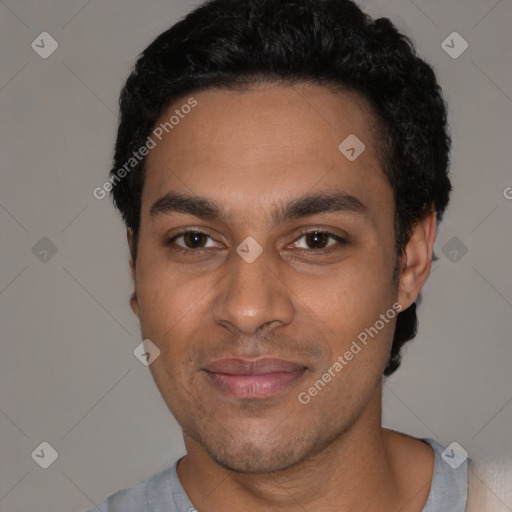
[87,438,468,512]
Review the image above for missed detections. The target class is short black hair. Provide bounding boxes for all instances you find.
[110,0,452,376]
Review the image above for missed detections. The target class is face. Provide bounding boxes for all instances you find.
[130,82,414,473]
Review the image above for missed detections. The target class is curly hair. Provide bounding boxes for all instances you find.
[109,0,451,376]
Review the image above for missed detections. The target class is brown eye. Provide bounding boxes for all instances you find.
[182,231,207,249]
[305,231,330,249]
[293,230,345,251]
[168,230,216,250]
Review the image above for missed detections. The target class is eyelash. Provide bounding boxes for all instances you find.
[166,228,347,255]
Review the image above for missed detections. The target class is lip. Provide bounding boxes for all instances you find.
[203,357,307,399]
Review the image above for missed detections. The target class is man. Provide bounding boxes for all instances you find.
[88,0,485,510]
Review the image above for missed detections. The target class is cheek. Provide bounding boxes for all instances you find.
[135,241,194,312]
[134,245,219,363]
[296,252,397,390]
[304,248,395,332]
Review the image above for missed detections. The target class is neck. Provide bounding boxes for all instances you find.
[177,383,432,511]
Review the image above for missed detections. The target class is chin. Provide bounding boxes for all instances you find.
[201,432,317,474]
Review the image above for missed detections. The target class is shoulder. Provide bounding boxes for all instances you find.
[85,466,176,512]
[85,480,147,512]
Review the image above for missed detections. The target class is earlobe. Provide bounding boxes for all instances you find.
[127,228,136,280]
[130,290,140,318]
[127,228,139,318]
[397,211,437,310]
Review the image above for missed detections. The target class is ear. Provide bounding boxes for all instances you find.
[127,228,139,318]
[397,210,437,311]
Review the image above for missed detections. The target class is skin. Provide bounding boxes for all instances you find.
[128,82,437,511]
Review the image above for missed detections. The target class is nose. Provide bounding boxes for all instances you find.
[211,243,295,335]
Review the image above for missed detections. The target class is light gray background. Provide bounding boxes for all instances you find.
[1,0,511,511]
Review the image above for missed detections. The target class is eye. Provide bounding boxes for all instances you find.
[166,228,347,255]
[291,230,346,252]
[167,230,219,250]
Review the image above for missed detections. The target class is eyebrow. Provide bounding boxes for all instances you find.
[149,189,369,225]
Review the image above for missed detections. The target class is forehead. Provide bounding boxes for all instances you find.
[142,82,392,226]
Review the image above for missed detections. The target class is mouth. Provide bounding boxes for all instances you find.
[202,357,307,399]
